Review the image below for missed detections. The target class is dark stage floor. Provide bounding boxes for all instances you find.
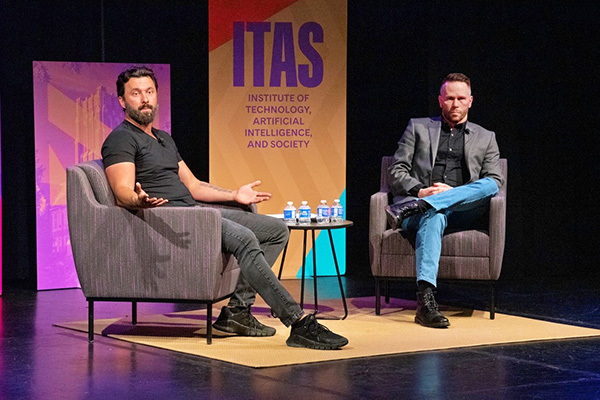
[1,276,599,399]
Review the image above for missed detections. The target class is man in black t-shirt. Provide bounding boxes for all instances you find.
[102,120,196,206]
[101,66,347,350]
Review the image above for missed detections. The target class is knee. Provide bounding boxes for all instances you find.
[480,177,499,196]
[274,219,290,244]
[225,226,262,255]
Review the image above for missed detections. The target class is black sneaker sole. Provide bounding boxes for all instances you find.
[286,334,348,350]
[213,320,276,336]
[414,315,450,328]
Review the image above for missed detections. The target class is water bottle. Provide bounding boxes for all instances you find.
[283,201,297,223]
[331,199,344,222]
[298,201,311,224]
[317,200,330,224]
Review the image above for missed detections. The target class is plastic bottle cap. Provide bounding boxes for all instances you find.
[287,201,293,205]
[321,200,326,203]
[334,199,340,202]
[302,201,307,205]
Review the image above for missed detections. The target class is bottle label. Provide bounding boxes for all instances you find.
[299,208,311,218]
[318,207,329,217]
[284,209,295,219]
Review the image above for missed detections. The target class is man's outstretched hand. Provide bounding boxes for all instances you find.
[135,182,169,208]
[234,180,272,205]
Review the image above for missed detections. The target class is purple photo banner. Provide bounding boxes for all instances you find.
[33,61,171,290]
[0,94,3,295]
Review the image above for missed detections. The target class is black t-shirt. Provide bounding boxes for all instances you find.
[101,120,196,207]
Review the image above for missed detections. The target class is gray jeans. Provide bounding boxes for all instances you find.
[219,208,304,327]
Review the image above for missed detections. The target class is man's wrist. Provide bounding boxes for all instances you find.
[408,184,425,197]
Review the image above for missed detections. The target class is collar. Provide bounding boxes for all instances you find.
[123,119,159,137]
[441,118,468,133]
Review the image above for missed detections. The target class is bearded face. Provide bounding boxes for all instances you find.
[438,81,473,126]
[124,101,158,126]
[119,76,159,127]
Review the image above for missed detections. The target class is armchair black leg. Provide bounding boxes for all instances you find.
[375,278,381,315]
[385,279,390,304]
[490,283,496,320]
[132,302,137,325]
[207,304,213,345]
[88,300,94,343]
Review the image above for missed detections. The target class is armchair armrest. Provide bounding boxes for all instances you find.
[370,191,389,237]
[369,191,390,273]
[196,201,257,213]
[488,191,506,279]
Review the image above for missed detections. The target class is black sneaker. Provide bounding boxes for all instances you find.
[213,306,276,336]
[286,314,348,350]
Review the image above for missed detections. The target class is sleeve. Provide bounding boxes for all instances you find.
[388,119,427,197]
[408,184,425,197]
[480,131,504,189]
[101,129,138,168]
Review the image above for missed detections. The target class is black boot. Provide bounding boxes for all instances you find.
[385,200,430,230]
[415,290,450,328]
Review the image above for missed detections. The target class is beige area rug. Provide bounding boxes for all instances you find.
[55,297,600,368]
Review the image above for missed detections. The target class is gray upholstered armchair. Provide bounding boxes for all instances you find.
[66,160,242,344]
[369,157,507,318]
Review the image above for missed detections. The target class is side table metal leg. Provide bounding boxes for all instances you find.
[312,229,318,314]
[328,230,348,319]
[300,230,307,309]
[277,233,290,280]
[272,230,291,319]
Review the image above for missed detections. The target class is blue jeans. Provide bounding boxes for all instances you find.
[219,208,304,327]
[401,178,499,287]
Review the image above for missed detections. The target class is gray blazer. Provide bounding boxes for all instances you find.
[389,117,504,204]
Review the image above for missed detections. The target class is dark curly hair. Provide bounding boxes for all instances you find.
[116,66,158,97]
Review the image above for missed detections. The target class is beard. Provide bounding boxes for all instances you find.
[443,107,467,124]
[125,101,158,126]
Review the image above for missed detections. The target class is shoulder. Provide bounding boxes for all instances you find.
[404,117,440,134]
[466,121,494,136]
[408,117,436,125]
[409,117,441,127]
[102,121,139,164]
[104,121,138,145]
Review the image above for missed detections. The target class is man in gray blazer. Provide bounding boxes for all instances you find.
[386,73,504,328]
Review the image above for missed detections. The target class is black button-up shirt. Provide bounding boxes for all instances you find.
[408,119,469,197]
[431,120,467,187]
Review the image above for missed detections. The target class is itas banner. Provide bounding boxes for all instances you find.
[33,62,171,290]
[209,0,347,278]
